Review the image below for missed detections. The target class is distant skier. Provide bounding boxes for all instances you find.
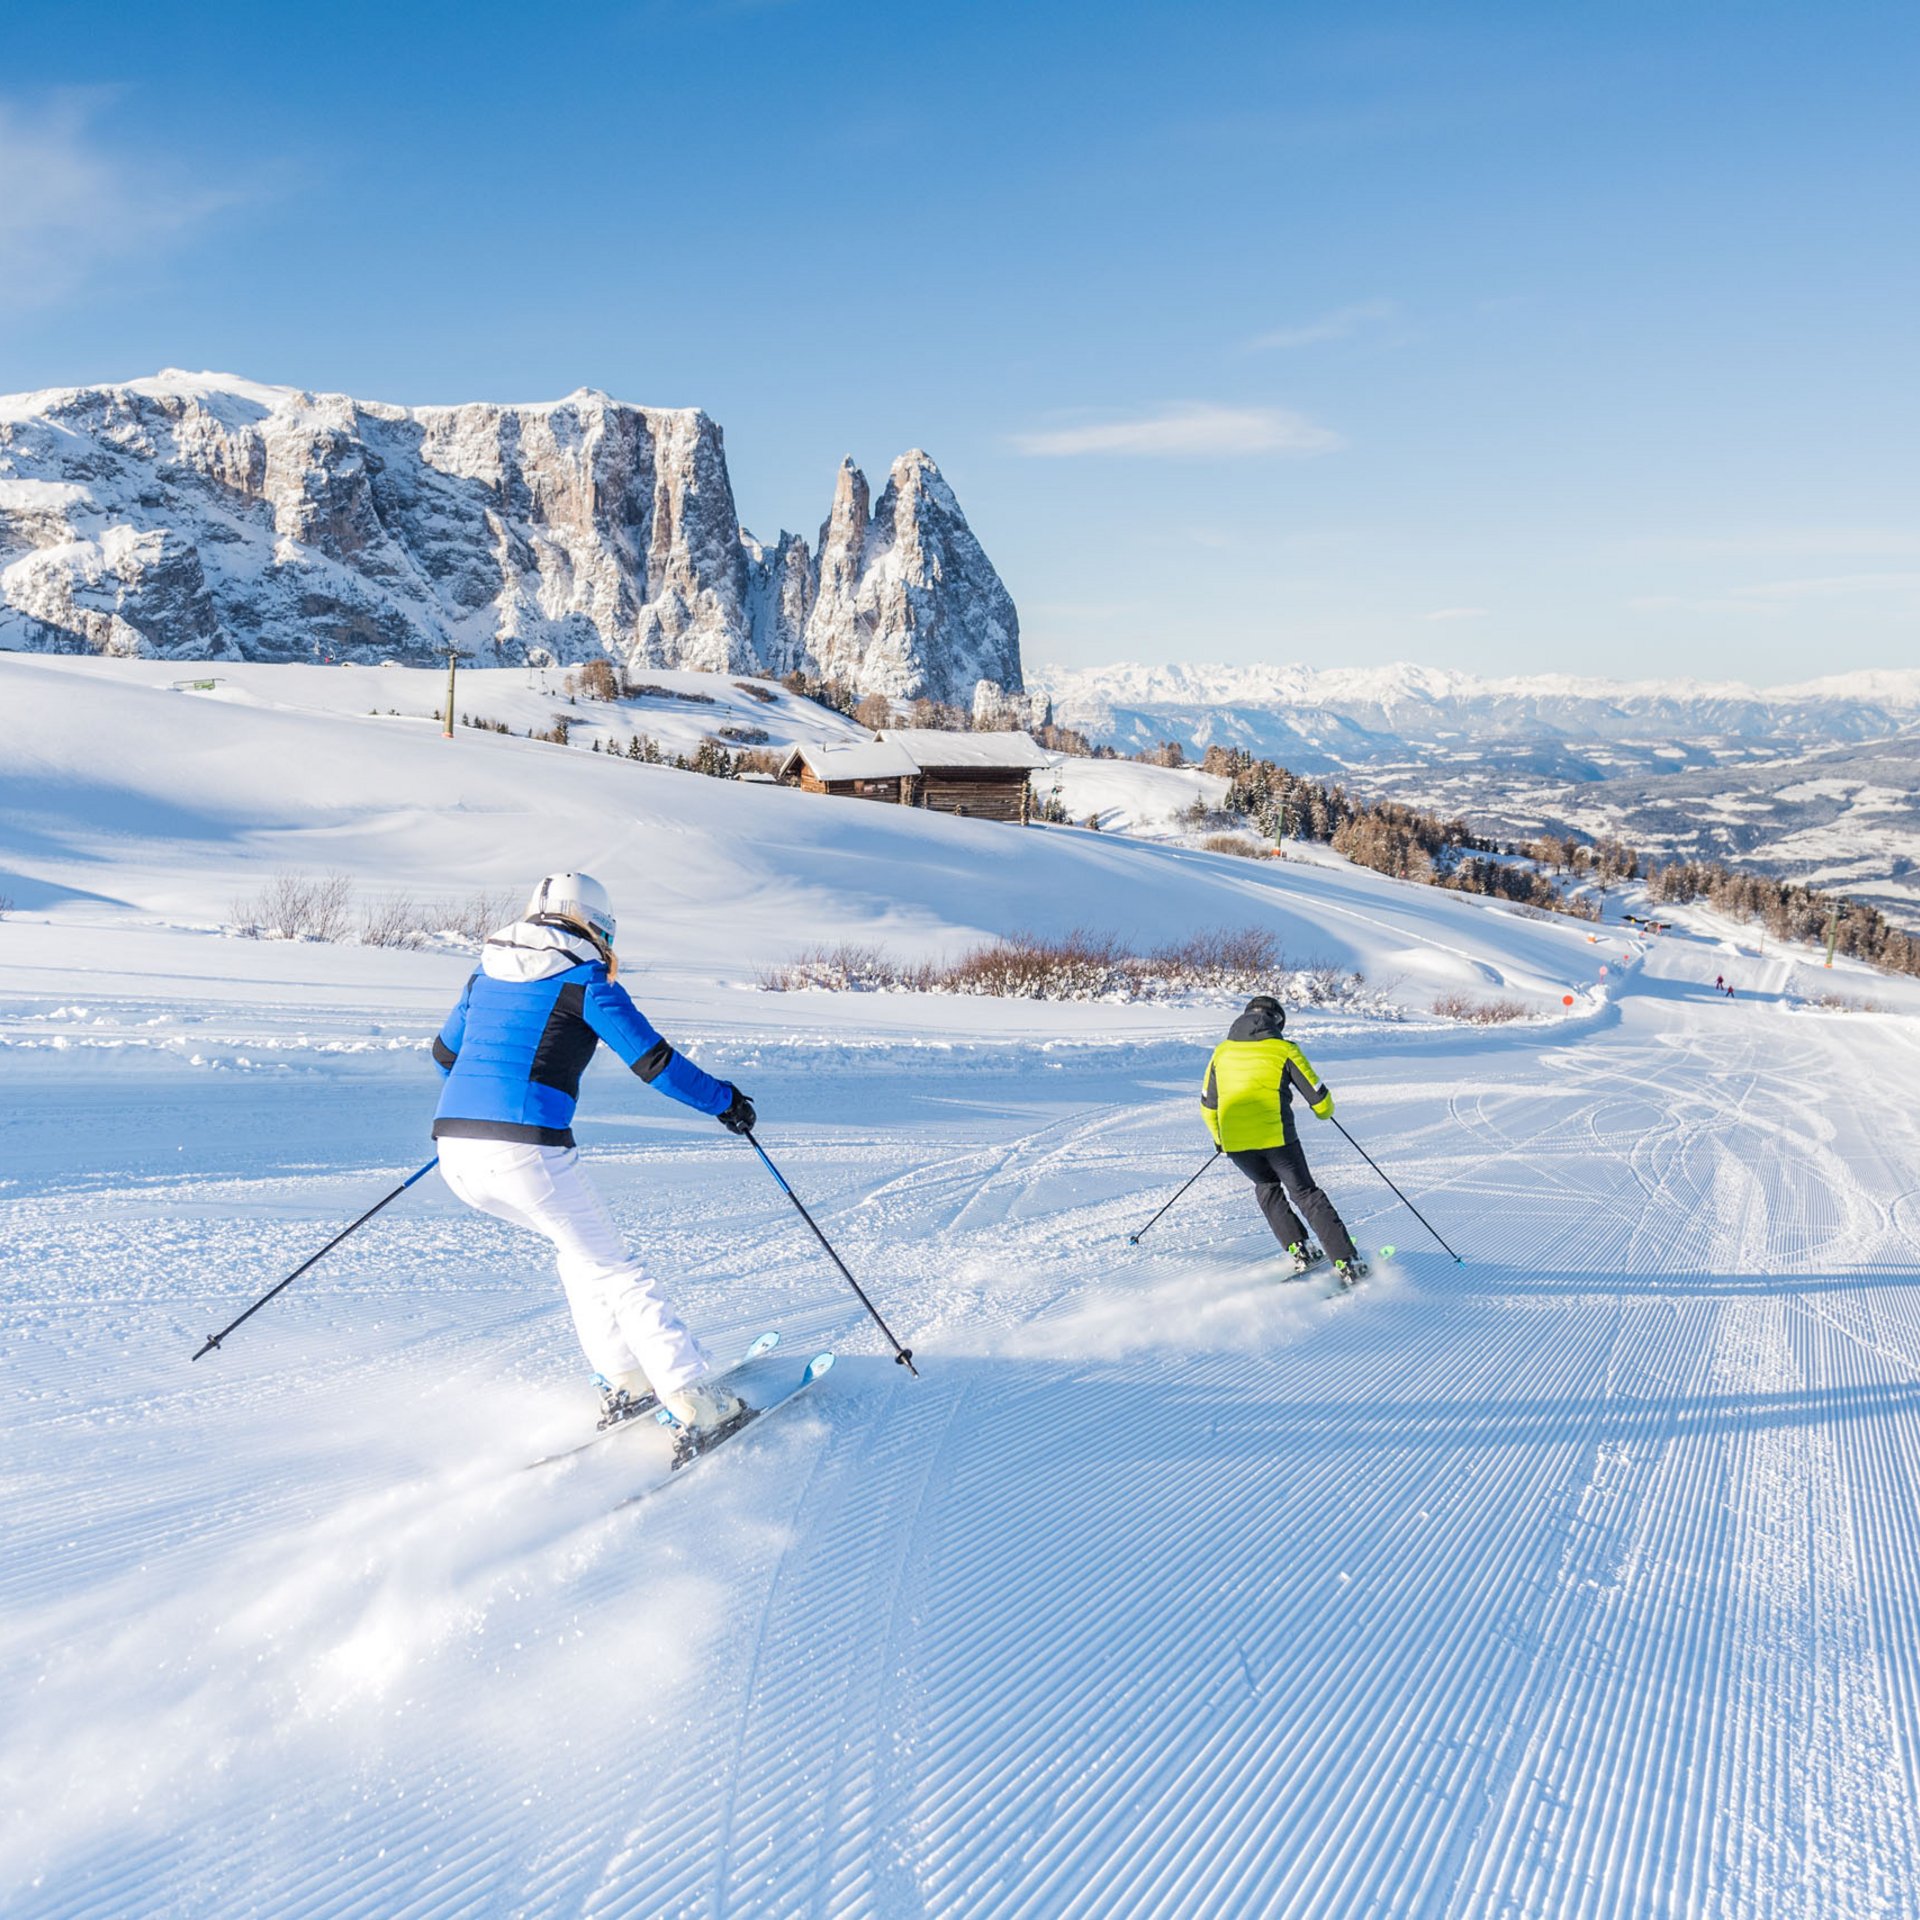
[430,871,758,1438]
[1715,974,1725,994]
[1201,996,1365,1283]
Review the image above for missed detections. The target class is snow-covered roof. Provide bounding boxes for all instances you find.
[781,734,1054,781]
[781,739,921,781]
[878,729,1056,771]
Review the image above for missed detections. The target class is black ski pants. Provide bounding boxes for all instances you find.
[1227,1137,1357,1264]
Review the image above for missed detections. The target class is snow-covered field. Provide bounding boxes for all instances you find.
[6,651,1920,1917]
[1041,754,1228,838]
[5,654,874,769]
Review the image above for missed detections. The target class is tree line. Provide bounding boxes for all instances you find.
[1197,746,1919,975]
[1646,860,1917,975]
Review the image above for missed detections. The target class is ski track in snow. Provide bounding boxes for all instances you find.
[6,963,1920,1918]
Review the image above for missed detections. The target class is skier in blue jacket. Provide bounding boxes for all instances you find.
[433,871,756,1437]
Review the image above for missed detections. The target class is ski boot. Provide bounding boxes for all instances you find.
[1284,1242,1326,1279]
[594,1369,659,1431]
[1332,1256,1370,1290]
[660,1378,755,1466]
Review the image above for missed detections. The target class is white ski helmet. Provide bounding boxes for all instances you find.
[526,870,616,948]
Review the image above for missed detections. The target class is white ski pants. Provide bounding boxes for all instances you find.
[436,1137,711,1394]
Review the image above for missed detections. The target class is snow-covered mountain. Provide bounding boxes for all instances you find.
[0,371,1022,704]
[1036,659,1920,768]
[1037,657,1920,926]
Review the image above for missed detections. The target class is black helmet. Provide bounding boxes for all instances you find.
[1242,994,1285,1031]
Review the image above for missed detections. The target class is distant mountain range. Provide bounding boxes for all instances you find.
[1036,660,1920,926]
[0,372,1022,705]
[1037,659,1920,772]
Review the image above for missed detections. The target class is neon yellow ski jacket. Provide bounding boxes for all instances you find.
[1201,1026,1335,1151]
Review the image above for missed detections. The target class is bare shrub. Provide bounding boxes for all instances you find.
[360,890,426,949]
[0,893,12,919]
[1805,991,1880,1013]
[944,929,1131,1000]
[853,692,894,731]
[1201,832,1266,858]
[733,680,779,704]
[1292,961,1358,1006]
[1148,927,1282,990]
[233,869,355,942]
[1217,927,1284,975]
[442,888,519,943]
[629,681,716,706]
[716,724,771,745]
[1431,991,1530,1024]
[400,888,520,945]
[304,872,355,942]
[757,943,924,993]
[757,925,1380,1010]
[230,874,519,948]
[734,747,786,778]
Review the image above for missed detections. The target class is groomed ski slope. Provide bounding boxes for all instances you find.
[4,653,1920,1917]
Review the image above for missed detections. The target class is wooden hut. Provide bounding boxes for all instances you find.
[879,729,1056,824]
[775,739,920,803]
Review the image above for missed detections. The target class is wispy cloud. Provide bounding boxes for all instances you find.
[1731,571,1920,603]
[1628,595,1773,619]
[1629,529,1920,560]
[0,91,250,310]
[1424,606,1487,622]
[1012,403,1343,460]
[1249,299,1394,351]
[1630,572,1920,618]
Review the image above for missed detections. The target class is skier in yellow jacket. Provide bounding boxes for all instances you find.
[1201,995,1366,1282]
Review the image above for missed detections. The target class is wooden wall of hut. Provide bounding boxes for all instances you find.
[797,766,912,803]
[913,768,1033,824]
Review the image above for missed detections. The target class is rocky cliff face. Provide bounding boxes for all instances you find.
[805,451,1022,702]
[0,371,1021,703]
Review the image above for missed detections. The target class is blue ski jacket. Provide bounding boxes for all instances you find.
[431,919,733,1146]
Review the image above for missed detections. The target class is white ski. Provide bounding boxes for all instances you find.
[524,1329,780,1471]
[620,1351,837,1504]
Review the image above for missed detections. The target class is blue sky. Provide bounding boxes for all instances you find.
[2,1,1915,683]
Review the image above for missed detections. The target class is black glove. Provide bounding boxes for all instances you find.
[718,1086,757,1135]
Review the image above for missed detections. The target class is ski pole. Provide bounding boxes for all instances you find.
[744,1130,918,1376]
[1128,1147,1221,1245]
[1329,1119,1464,1263]
[191,1157,440,1360]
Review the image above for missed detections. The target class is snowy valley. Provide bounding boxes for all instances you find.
[6,648,1920,1915]
[1039,658,1920,926]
